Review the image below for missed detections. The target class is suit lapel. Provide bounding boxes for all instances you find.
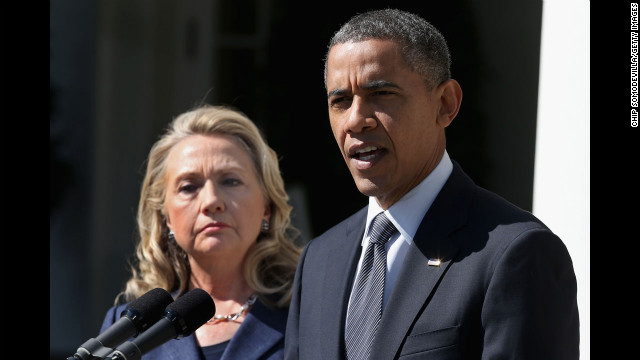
[320,207,367,360]
[371,238,458,360]
[371,162,474,360]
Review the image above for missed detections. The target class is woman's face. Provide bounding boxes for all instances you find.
[164,134,270,263]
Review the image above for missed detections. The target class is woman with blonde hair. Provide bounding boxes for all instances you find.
[100,105,302,359]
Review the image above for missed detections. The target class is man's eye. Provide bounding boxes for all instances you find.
[330,97,351,108]
[373,90,393,96]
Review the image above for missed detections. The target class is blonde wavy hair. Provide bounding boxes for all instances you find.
[117,105,302,309]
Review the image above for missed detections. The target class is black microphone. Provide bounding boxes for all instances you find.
[109,288,216,360]
[70,288,174,360]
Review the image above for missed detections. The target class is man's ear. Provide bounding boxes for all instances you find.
[436,79,463,128]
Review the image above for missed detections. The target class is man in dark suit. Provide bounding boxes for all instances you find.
[284,8,579,360]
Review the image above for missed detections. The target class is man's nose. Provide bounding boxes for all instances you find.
[345,96,377,134]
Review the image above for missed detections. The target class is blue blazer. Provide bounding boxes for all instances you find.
[285,161,580,359]
[101,296,288,359]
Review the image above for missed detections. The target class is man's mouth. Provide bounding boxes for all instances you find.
[351,146,381,161]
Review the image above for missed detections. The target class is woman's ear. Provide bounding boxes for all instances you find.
[165,214,173,233]
[263,202,272,223]
[436,79,463,128]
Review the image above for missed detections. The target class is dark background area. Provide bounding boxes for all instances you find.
[50,0,548,357]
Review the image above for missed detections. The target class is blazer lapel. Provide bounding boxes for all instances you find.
[320,207,367,360]
[221,301,286,360]
[371,162,474,360]
[146,334,201,360]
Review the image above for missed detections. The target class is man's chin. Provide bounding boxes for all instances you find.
[353,177,384,198]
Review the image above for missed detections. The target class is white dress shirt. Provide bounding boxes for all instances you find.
[348,151,453,311]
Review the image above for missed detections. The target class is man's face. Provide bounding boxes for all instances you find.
[326,39,449,209]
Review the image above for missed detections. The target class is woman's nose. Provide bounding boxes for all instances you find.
[201,182,225,214]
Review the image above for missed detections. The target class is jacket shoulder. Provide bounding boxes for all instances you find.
[308,206,367,246]
[100,302,129,332]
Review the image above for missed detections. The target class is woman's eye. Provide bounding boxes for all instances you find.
[178,184,198,193]
[222,178,241,186]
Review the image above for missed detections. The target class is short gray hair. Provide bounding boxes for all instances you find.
[324,8,452,89]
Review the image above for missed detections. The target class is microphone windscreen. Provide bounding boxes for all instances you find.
[123,288,174,328]
[167,288,216,334]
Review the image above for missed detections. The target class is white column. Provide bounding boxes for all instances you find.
[533,1,589,359]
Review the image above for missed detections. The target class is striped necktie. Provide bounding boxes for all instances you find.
[345,212,398,360]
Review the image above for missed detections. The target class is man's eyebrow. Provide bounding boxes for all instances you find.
[362,80,401,91]
[327,80,402,99]
[327,88,347,99]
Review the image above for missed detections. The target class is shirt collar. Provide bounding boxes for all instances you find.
[363,150,453,246]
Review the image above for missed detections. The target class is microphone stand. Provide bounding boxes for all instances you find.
[68,337,115,360]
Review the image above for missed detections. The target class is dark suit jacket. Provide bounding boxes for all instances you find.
[284,162,579,359]
[101,297,288,359]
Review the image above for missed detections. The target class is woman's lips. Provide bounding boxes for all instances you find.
[200,222,229,233]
